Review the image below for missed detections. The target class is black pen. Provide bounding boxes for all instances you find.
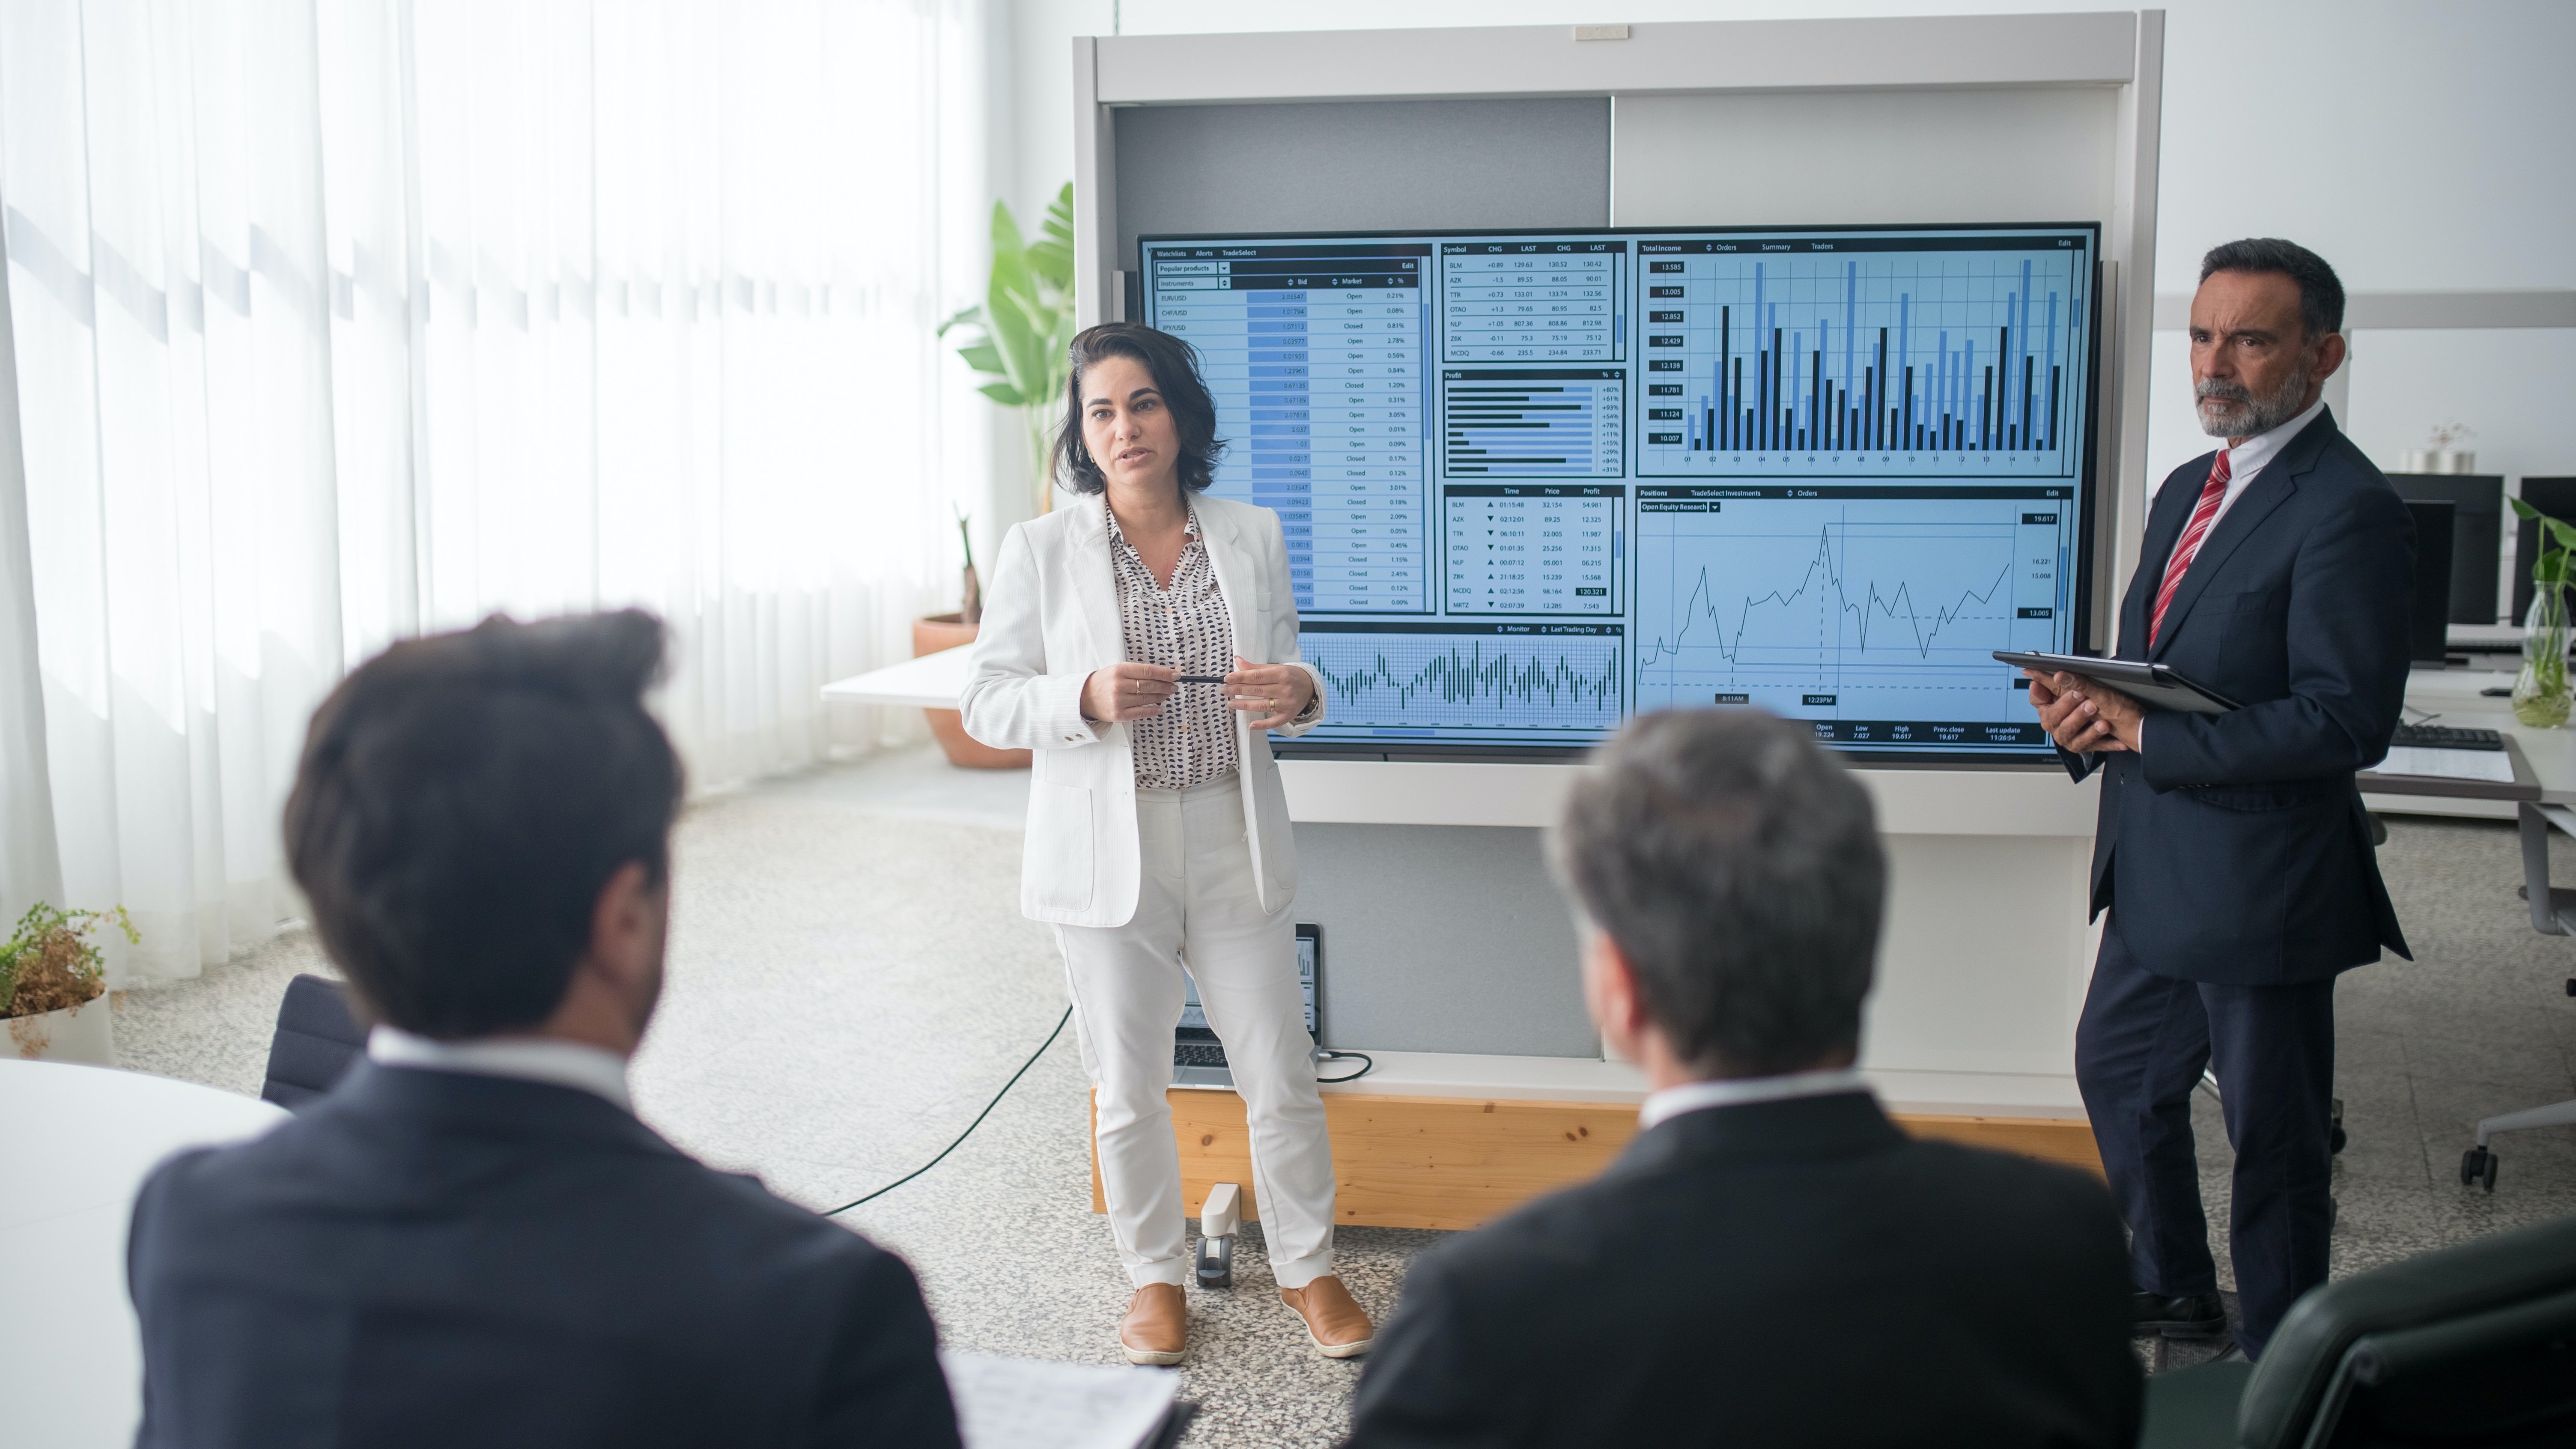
[1174,675,1228,684]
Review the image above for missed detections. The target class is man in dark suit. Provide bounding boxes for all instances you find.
[1342,710,2140,1449]
[126,612,961,1449]
[2028,238,2414,1361]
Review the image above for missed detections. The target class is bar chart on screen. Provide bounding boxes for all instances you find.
[1637,234,2090,479]
[1630,486,2070,749]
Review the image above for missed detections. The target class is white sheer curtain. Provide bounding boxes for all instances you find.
[0,0,990,987]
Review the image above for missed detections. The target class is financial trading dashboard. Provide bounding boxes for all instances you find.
[1137,224,2099,761]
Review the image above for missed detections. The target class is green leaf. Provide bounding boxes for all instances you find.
[978,380,1028,407]
[1028,182,1076,293]
[955,339,1007,377]
[935,304,983,338]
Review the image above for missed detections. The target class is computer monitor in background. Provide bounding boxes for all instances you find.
[2391,474,2501,623]
[2512,478,2576,621]
[2403,500,2455,664]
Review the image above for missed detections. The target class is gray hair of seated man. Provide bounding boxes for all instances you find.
[1551,708,1884,1079]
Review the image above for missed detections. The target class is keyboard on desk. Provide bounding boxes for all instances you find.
[2391,724,2505,751]
[1174,1042,1229,1068]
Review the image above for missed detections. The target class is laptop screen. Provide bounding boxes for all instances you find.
[1178,932,1318,1039]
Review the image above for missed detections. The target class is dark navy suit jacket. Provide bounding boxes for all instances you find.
[2063,408,2413,984]
[1342,1093,2141,1449]
[127,1063,961,1449]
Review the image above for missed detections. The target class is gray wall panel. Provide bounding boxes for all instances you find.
[1112,100,1610,271]
[1292,822,1595,1058]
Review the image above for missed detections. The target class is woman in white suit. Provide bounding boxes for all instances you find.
[960,323,1371,1367]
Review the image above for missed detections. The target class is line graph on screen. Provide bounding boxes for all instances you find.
[1303,629,1623,730]
[1633,495,2049,723]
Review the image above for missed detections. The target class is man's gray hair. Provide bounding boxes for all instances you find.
[1552,710,1885,1078]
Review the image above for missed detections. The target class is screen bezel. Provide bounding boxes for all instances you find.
[1136,221,2106,767]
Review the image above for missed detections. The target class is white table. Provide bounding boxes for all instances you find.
[2372,666,2576,819]
[0,1061,286,1448]
[819,645,975,709]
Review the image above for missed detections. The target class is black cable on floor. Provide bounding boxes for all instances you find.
[824,1004,1073,1217]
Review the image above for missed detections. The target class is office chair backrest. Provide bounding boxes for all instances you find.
[2239,1213,2576,1448]
[259,973,366,1110]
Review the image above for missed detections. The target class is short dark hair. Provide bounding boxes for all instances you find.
[1051,322,1225,495]
[1553,710,1884,1078]
[284,611,684,1038]
[2200,237,2345,339]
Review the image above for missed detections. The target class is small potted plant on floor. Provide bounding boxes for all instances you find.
[2,903,136,1065]
[913,513,1030,769]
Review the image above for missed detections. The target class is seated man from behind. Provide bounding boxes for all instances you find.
[127,612,960,1449]
[1343,710,2141,1449]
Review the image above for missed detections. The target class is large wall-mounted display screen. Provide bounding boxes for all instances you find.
[1138,223,2099,761]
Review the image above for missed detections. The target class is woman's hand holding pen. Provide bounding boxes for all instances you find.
[1082,663,1177,723]
[1225,657,1313,732]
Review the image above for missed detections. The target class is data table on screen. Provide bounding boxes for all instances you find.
[1444,485,1621,616]
[1630,485,2073,751]
[1441,241,1625,361]
[1145,243,1432,613]
[1636,234,2091,479]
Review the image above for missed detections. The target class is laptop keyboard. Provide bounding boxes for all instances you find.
[2391,724,2504,751]
[1175,1042,1229,1068]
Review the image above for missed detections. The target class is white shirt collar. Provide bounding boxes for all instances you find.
[367,1026,633,1113]
[2222,395,2327,490]
[1637,1066,1871,1131]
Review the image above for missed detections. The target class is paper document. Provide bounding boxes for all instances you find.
[2367,746,2516,784]
[942,1351,1178,1449]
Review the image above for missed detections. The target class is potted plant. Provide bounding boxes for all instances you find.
[913,513,1029,769]
[907,184,1075,771]
[2,903,136,1065]
[939,183,1076,521]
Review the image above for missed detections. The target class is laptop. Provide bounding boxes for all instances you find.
[1173,924,1320,1089]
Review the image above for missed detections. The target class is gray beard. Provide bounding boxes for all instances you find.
[2196,361,2313,439]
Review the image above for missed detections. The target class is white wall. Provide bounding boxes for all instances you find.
[1009,0,2576,514]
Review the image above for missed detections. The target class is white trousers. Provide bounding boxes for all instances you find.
[1057,774,1337,1290]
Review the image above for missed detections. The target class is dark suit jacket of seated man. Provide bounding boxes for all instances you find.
[1341,710,2141,1449]
[125,613,961,1449]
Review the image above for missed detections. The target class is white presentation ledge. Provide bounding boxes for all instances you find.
[1315,1050,1645,1103]
[819,646,973,710]
[1282,758,2097,836]
[1309,1050,2083,1119]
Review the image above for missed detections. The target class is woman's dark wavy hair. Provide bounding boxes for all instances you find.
[1050,322,1225,495]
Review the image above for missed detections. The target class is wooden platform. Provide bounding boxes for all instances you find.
[1091,1088,2102,1232]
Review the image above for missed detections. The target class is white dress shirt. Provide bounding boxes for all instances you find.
[367,1025,633,1112]
[1637,1066,1872,1131]
[2160,395,2327,576]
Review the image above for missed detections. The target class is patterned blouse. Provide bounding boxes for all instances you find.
[1108,507,1238,790]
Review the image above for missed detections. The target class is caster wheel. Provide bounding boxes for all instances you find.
[2460,1146,2498,1192]
[2329,1125,2349,1155]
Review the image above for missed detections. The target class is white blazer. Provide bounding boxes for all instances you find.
[960,493,1327,928]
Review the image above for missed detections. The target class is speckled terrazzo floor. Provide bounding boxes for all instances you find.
[110,749,2576,1440]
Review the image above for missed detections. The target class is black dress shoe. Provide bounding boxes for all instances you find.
[2132,1291,2226,1339]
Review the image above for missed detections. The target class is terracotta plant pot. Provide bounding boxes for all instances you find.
[913,614,1030,770]
[7,995,115,1065]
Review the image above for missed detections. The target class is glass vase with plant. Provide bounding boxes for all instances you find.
[2509,498,2575,727]
[939,184,1076,518]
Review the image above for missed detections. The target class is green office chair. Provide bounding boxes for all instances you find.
[2137,1212,2576,1449]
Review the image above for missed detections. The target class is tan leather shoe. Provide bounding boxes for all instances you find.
[1279,1274,1374,1358]
[1119,1282,1187,1366]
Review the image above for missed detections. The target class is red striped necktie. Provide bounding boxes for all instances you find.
[2149,450,2233,647]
